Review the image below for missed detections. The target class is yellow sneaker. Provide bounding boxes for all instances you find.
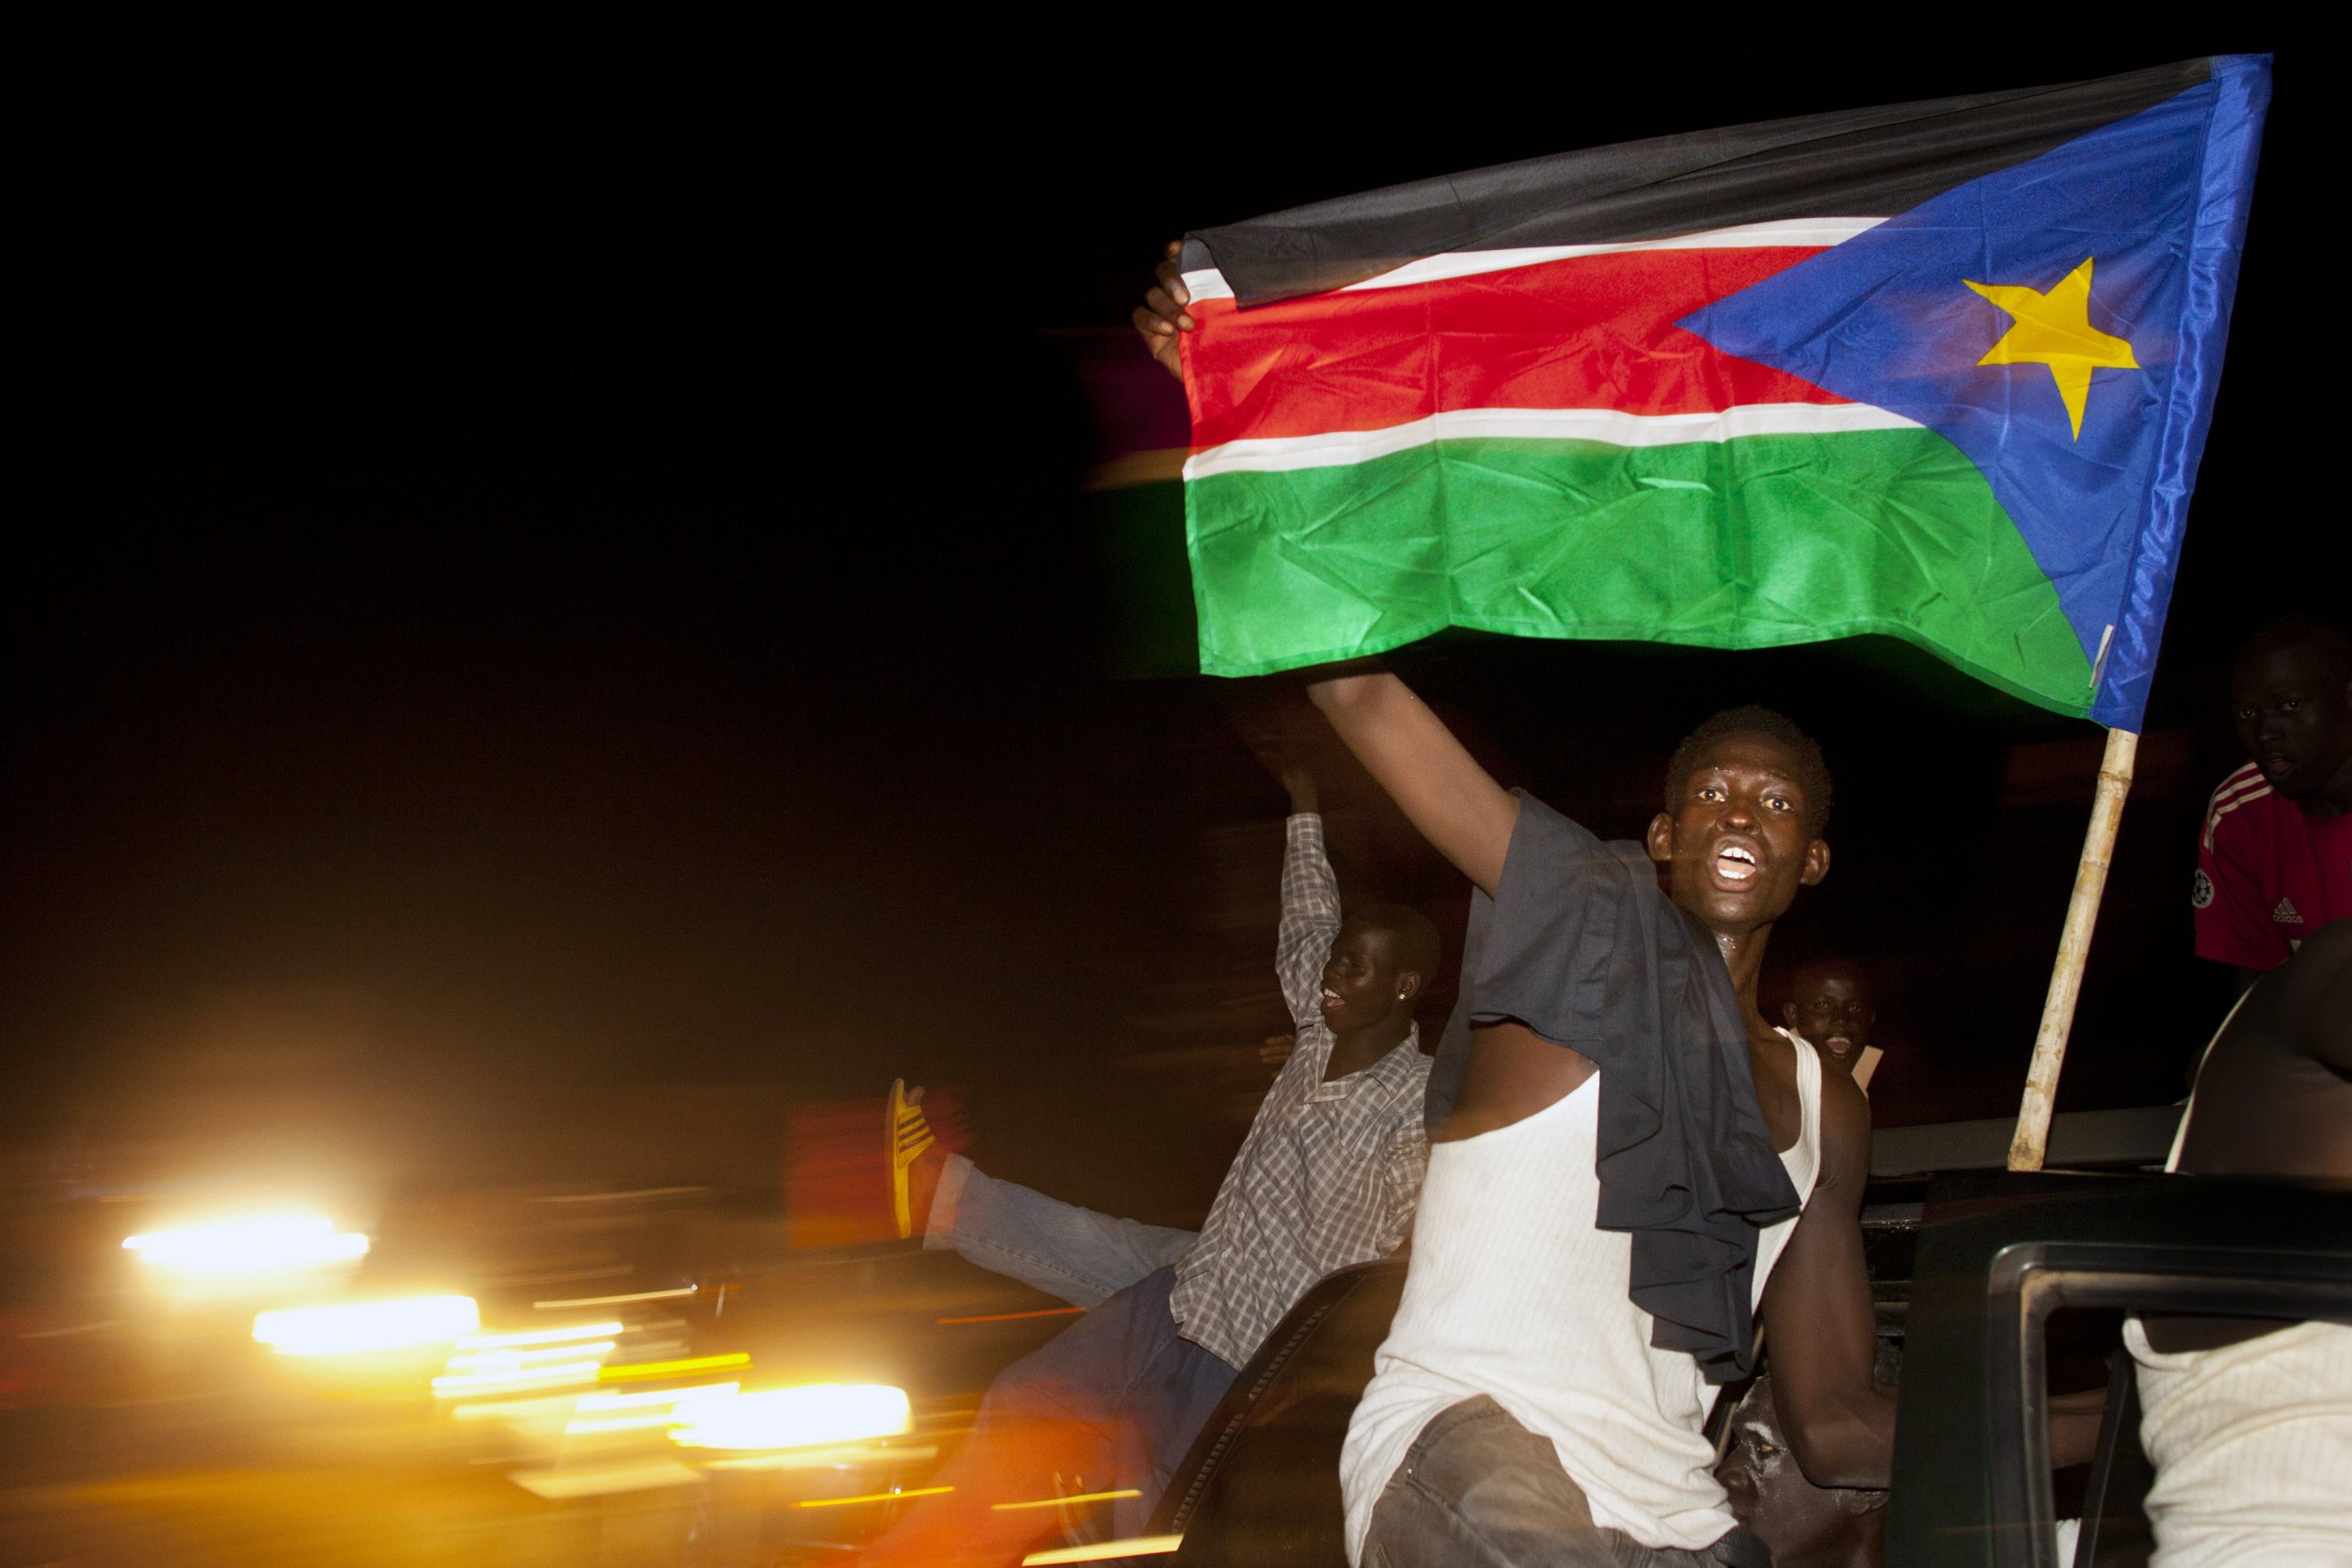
[888,1078,936,1241]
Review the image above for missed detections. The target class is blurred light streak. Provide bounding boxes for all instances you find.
[577,1381,739,1411]
[1023,1538,1183,1565]
[993,1488,1141,1511]
[669,1384,911,1451]
[253,1295,478,1355]
[461,1322,624,1348]
[508,1461,705,1499]
[18,1319,119,1338]
[536,1186,709,1203]
[437,1319,624,1396]
[450,1394,581,1422]
[125,1213,369,1277]
[434,1360,602,1397]
[564,1382,740,1433]
[535,1285,698,1307]
[565,1410,691,1433]
[597,1352,748,1382]
[936,1307,1086,1325]
[447,1341,617,1369]
[501,1264,633,1287]
[797,1485,954,1509]
[703,1442,936,1472]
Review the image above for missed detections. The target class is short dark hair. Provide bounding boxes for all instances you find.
[1789,954,1871,1003]
[1349,902,1442,987]
[2239,612,2352,679]
[1664,705,1834,836]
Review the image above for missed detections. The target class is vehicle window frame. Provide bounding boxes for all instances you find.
[1891,1171,2352,1568]
[1984,1245,2352,1568]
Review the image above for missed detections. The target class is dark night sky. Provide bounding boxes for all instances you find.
[8,35,2327,1224]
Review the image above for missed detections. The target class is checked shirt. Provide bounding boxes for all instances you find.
[1169,813,1431,1370]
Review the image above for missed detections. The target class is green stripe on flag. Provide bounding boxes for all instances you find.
[1185,429,2093,714]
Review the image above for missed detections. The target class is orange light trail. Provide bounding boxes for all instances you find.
[795,1485,954,1510]
[534,1285,699,1308]
[934,1307,1085,1325]
[1022,1537,1182,1564]
[992,1488,1140,1511]
[596,1353,750,1382]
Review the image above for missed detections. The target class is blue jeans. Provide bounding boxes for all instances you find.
[861,1266,1239,1563]
[925,1152,1198,1308]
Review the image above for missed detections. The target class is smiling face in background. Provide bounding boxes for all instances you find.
[1317,919,1410,1035]
[1784,959,1877,1073]
[1647,731,1830,940]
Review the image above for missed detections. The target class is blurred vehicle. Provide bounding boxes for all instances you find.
[1116,1107,2352,1568]
[199,1179,1100,1564]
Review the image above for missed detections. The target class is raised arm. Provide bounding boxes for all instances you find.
[1759,1074,1898,1489]
[1274,766,1341,1030]
[1307,671,1518,895]
[1141,253,1509,893]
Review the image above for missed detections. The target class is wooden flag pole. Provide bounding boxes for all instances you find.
[2009,726,2141,1171]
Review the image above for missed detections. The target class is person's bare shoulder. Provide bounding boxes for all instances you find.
[2221,919,2351,1069]
[1813,1067,1873,1198]
[2285,918,2352,1062]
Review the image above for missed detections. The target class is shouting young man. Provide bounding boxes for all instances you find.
[1138,258,1889,1566]
[1307,674,1892,1568]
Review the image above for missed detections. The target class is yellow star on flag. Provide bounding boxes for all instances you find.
[1964,257,2138,439]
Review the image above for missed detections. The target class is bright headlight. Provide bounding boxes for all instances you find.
[125,1213,370,1278]
[668,1384,911,1451]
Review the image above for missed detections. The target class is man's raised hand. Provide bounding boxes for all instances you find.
[1131,239,1194,381]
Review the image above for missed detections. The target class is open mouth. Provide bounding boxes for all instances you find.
[1319,988,1342,1012]
[1822,1034,1855,1057]
[1712,844,1759,883]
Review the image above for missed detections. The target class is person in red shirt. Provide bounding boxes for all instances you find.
[2194,614,2352,995]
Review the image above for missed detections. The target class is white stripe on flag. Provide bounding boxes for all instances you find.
[1179,218,1887,303]
[1182,404,1922,481]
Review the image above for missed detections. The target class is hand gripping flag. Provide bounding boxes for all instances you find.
[1175,57,2269,728]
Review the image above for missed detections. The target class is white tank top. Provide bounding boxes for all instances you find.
[1340,1033,1824,1561]
[2124,1318,2352,1567]
[2122,1008,2352,1567]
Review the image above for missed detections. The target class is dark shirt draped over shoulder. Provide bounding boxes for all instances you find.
[1427,793,1799,1384]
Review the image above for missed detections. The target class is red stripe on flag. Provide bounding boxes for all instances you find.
[1184,248,1847,449]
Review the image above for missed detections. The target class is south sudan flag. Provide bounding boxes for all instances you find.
[1176,56,2268,728]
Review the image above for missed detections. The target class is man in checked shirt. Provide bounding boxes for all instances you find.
[865,762,1439,1568]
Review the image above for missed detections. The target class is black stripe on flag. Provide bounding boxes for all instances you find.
[1185,57,2215,308]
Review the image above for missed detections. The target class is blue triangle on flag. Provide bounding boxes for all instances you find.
[1680,61,2263,725]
